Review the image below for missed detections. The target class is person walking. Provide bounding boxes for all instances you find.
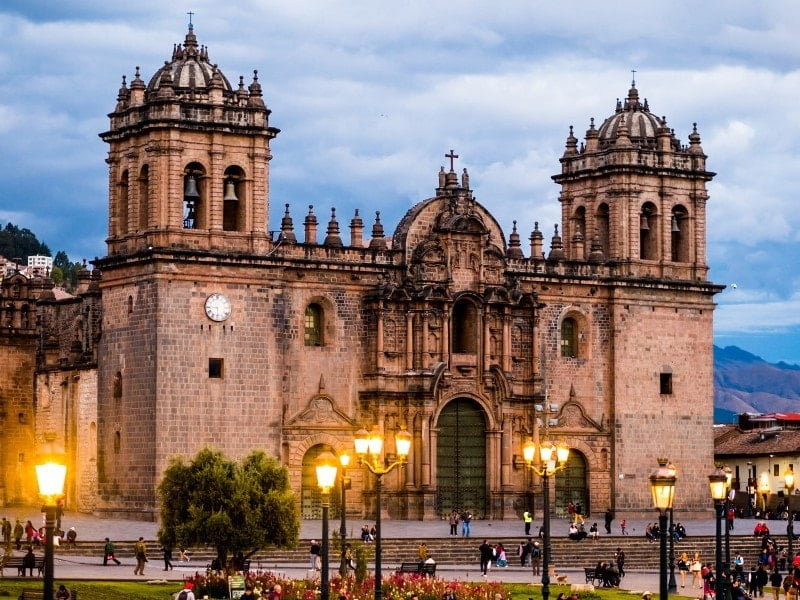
[620,519,628,535]
[770,568,784,600]
[309,539,321,570]
[162,545,174,571]
[13,519,23,550]
[1,517,10,545]
[531,541,541,575]
[604,509,614,534]
[615,548,626,578]
[133,536,148,575]
[449,510,459,536]
[679,551,690,588]
[103,537,122,566]
[479,539,493,577]
[523,510,532,536]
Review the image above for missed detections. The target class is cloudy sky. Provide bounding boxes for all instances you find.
[1,1,799,363]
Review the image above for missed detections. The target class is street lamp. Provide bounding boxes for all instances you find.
[666,462,678,594]
[338,452,351,578]
[354,427,411,600]
[710,466,728,600]
[522,438,570,600]
[650,458,677,600]
[316,451,338,600]
[35,453,67,600]
[724,466,733,570]
[785,466,795,558]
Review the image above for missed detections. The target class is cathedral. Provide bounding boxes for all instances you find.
[0,26,723,521]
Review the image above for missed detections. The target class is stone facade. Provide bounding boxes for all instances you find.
[0,28,722,521]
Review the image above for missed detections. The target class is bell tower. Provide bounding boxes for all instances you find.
[553,81,715,281]
[100,24,279,256]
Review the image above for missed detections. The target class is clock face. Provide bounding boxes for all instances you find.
[204,293,231,322]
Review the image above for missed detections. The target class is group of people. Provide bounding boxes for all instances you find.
[517,538,542,572]
[359,524,377,543]
[0,516,77,550]
[644,521,687,542]
[448,510,474,537]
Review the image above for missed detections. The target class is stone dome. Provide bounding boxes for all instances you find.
[146,25,233,95]
[597,83,666,149]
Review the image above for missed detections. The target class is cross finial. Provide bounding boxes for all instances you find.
[631,69,637,86]
[445,149,459,171]
[187,11,195,27]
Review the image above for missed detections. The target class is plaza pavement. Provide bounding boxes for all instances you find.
[0,509,759,595]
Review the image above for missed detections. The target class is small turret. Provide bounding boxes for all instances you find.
[323,208,343,247]
[304,205,318,245]
[278,204,296,244]
[547,225,565,261]
[506,221,524,260]
[529,222,544,260]
[350,209,364,248]
[369,212,388,250]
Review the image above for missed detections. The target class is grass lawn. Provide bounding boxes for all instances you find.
[0,580,179,599]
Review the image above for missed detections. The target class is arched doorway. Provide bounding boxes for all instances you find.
[554,451,589,517]
[436,398,487,516]
[301,444,343,519]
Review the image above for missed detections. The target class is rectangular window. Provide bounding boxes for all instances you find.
[775,464,780,477]
[659,373,673,395]
[209,358,223,379]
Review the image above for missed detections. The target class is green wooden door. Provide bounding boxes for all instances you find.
[554,451,588,517]
[436,398,487,516]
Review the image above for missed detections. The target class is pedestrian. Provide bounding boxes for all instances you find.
[615,547,626,578]
[620,519,627,535]
[162,545,174,571]
[24,520,35,544]
[177,581,196,600]
[65,526,77,550]
[461,510,472,537]
[771,568,784,600]
[604,509,613,534]
[479,539,493,576]
[691,553,703,588]
[179,547,191,562]
[13,519,23,550]
[589,523,599,539]
[523,510,532,536]
[133,536,148,575]
[728,506,736,531]
[310,539,321,570]
[679,551,690,588]
[1,517,10,545]
[103,537,122,566]
[449,510,459,536]
[55,499,64,534]
[531,541,541,575]
[268,584,282,600]
[756,565,770,597]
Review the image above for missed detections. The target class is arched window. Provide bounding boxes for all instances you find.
[183,163,206,229]
[639,202,658,260]
[452,298,478,353]
[223,166,245,232]
[596,203,610,258]
[573,206,586,256]
[561,317,578,358]
[304,303,323,347]
[671,205,689,262]
[138,165,149,231]
[118,170,129,235]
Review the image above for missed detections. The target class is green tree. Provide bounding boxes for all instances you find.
[157,448,299,568]
[0,222,50,261]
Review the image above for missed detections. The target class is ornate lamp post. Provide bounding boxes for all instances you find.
[354,427,412,600]
[338,452,351,578]
[785,466,795,558]
[710,466,729,600]
[35,453,67,600]
[522,438,570,600]
[316,451,338,600]
[650,458,677,600]
[667,461,678,594]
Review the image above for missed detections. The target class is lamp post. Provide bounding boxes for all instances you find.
[338,452,351,578]
[724,466,733,571]
[650,458,677,600]
[316,451,338,600]
[522,438,570,600]
[354,427,412,600]
[785,467,795,558]
[710,466,729,600]
[35,454,67,600]
[667,462,678,594]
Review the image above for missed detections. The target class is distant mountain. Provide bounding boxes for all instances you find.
[714,345,800,422]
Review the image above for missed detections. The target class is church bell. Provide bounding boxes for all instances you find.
[184,174,200,200]
[640,213,649,231]
[223,180,239,202]
[671,215,680,232]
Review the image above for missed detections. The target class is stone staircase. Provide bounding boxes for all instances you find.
[53,535,771,571]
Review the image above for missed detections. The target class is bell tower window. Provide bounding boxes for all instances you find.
[138,165,149,231]
[596,203,610,258]
[639,202,657,260]
[561,317,578,358]
[183,163,205,229]
[452,298,478,353]
[118,170,129,235]
[223,166,245,232]
[671,205,689,262]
